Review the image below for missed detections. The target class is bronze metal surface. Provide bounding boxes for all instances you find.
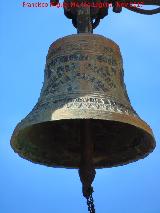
[62,0,160,30]
[11,34,156,168]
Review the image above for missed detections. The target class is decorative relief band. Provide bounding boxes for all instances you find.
[26,95,137,120]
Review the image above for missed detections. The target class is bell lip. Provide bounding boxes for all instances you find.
[10,114,156,169]
[10,139,156,170]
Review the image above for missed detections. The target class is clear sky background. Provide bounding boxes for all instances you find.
[1,1,160,213]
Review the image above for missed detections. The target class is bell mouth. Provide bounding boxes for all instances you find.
[11,119,155,169]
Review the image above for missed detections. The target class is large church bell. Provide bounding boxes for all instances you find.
[11,3,156,213]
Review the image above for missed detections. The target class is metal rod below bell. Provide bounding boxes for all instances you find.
[78,119,96,212]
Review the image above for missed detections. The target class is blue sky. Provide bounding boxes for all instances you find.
[1,1,160,213]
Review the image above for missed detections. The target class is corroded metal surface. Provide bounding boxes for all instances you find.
[11,34,155,168]
[62,0,160,31]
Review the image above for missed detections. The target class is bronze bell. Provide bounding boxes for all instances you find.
[11,33,155,169]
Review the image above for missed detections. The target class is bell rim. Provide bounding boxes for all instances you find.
[10,115,156,169]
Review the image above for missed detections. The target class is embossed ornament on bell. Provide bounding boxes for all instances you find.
[11,34,155,169]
